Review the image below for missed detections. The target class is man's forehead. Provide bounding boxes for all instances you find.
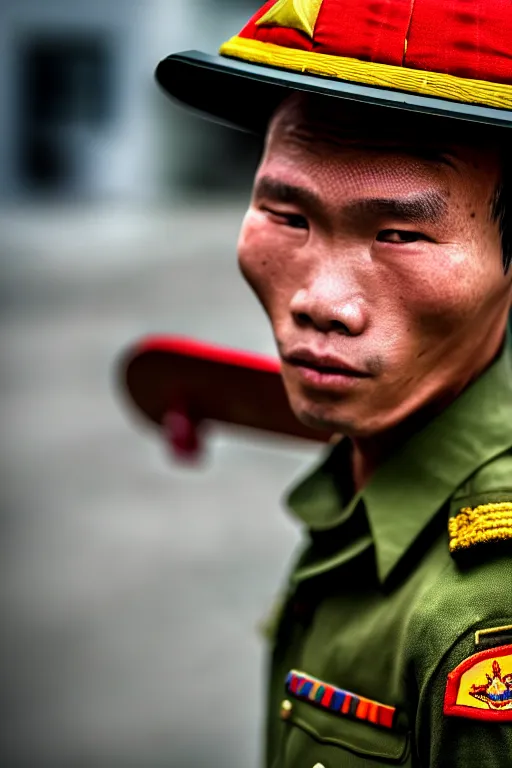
[267,93,490,158]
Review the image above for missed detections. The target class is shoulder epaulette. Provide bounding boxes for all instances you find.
[449,502,512,555]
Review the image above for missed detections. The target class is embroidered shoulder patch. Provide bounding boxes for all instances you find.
[448,502,512,554]
[444,645,512,721]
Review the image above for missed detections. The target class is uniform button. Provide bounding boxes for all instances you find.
[280,699,293,720]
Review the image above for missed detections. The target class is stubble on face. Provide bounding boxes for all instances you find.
[238,94,511,440]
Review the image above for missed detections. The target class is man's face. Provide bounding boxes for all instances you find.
[238,95,511,437]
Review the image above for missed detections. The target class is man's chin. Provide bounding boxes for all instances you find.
[291,397,357,435]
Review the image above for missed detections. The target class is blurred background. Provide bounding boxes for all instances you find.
[0,1,322,765]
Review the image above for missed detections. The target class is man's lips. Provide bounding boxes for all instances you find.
[283,348,371,378]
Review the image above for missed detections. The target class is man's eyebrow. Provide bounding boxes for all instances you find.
[345,193,449,224]
[254,177,323,212]
[255,177,448,224]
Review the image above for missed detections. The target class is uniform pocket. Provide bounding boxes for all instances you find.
[279,698,410,767]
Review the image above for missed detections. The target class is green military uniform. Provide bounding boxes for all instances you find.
[265,339,512,767]
[152,1,512,764]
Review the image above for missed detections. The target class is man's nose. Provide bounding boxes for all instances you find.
[289,279,369,336]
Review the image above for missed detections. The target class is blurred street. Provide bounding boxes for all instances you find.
[0,201,321,768]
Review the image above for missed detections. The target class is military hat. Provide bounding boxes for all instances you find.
[156,0,512,132]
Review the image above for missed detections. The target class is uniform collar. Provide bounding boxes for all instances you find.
[287,339,512,584]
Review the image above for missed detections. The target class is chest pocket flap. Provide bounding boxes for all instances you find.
[282,699,410,766]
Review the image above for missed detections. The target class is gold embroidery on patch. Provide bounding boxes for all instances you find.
[459,656,512,711]
[449,503,512,552]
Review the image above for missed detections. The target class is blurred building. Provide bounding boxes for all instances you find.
[0,0,261,202]
[0,4,312,768]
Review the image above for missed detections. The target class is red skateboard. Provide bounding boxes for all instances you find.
[119,335,332,459]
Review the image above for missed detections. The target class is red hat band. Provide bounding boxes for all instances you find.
[219,0,512,111]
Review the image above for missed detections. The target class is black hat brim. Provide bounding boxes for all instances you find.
[156,50,512,134]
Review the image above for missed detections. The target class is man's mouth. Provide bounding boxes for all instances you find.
[282,349,371,390]
[285,349,370,378]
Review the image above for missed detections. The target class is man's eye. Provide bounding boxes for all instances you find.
[264,208,309,230]
[376,229,427,244]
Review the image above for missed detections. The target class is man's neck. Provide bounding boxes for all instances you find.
[351,423,423,491]
[350,421,422,492]
[349,331,508,492]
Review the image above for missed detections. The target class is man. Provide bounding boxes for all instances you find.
[155,1,512,765]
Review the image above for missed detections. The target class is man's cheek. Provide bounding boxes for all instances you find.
[240,258,287,320]
[238,215,264,278]
[238,219,294,314]
[238,242,278,316]
[393,248,485,331]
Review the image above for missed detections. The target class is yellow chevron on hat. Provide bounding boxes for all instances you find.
[256,0,324,39]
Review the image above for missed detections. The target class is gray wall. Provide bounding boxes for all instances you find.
[0,2,320,767]
[0,0,262,201]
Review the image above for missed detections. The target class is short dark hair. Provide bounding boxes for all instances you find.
[491,155,512,273]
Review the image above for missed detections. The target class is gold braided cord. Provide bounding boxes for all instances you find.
[449,503,512,552]
[219,36,512,111]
